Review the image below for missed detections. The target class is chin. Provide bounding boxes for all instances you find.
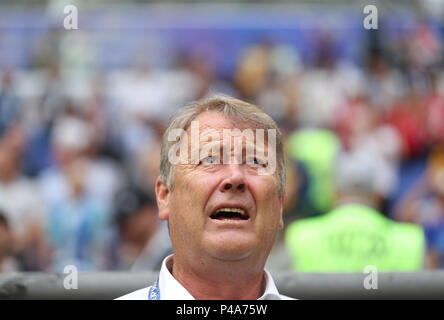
[204,236,257,262]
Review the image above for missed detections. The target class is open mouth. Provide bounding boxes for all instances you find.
[210,207,249,221]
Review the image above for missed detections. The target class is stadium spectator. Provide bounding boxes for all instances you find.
[385,84,429,159]
[394,147,444,268]
[286,128,341,216]
[0,212,19,272]
[424,71,444,146]
[285,149,425,272]
[0,125,49,271]
[0,70,21,136]
[365,49,406,114]
[39,115,117,271]
[111,185,171,271]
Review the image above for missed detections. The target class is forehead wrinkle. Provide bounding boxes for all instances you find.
[191,131,271,154]
[180,113,275,164]
[199,140,221,152]
[199,129,222,142]
[188,111,264,132]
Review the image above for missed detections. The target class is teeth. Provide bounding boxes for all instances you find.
[216,207,246,215]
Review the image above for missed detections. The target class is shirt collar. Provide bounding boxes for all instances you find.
[258,269,282,300]
[158,254,194,300]
[158,254,284,300]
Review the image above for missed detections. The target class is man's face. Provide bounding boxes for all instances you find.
[156,112,284,263]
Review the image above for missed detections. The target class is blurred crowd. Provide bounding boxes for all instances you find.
[1,9,444,273]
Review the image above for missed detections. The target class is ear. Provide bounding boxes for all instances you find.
[155,176,170,221]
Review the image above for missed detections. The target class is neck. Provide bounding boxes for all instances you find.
[170,255,266,300]
[336,195,378,209]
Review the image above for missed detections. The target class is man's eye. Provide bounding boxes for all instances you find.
[247,157,267,167]
[200,155,218,165]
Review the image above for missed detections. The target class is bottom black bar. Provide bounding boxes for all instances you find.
[0,300,439,319]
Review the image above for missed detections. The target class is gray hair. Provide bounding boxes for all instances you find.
[159,94,286,196]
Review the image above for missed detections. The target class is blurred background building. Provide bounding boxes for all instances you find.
[0,0,443,272]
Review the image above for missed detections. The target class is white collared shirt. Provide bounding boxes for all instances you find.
[116,255,295,300]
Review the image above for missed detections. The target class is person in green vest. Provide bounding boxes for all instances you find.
[286,129,340,217]
[285,150,425,272]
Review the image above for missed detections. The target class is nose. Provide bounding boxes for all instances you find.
[220,164,247,192]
